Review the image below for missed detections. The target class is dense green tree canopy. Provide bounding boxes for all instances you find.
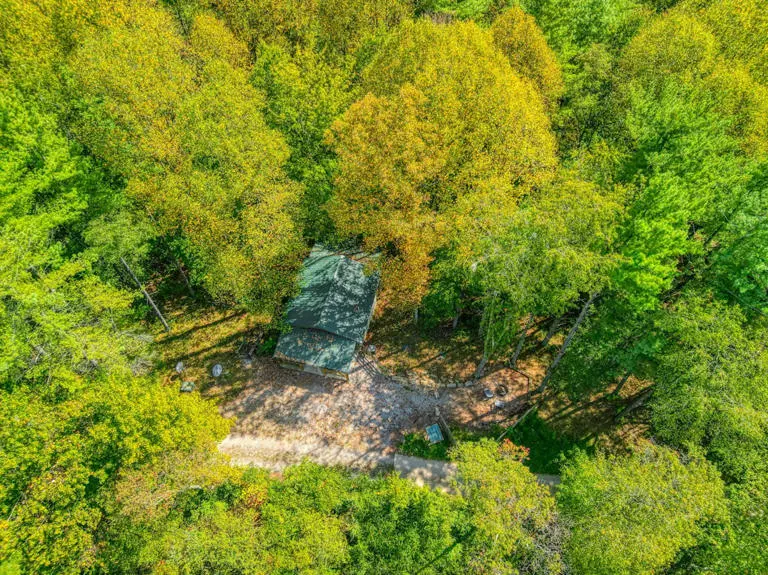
[558,444,727,575]
[453,439,566,574]
[2,0,767,573]
[650,294,768,482]
[330,18,557,306]
[0,63,228,575]
[72,5,304,314]
[0,87,146,393]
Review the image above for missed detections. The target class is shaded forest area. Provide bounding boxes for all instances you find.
[1,0,767,573]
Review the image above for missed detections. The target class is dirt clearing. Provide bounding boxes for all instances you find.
[219,354,531,462]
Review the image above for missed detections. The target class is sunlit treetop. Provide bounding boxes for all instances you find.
[491,6,565,112]
[330,18,558,306]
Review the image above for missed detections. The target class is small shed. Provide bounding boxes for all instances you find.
[274,245,379,380]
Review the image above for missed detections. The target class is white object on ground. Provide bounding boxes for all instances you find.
[180,381,195,392]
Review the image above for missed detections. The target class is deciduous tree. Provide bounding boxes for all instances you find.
[330,19,557,307]
[491,6,564,111]
[453,439,567,575]
[558,444,727,575]
[650,294,768,482]
[72,6,305,314]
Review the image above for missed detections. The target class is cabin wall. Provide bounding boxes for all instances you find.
[278,360,348,381]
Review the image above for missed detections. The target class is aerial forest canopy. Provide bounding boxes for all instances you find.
[0,0,766,574]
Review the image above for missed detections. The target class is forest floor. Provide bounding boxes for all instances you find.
[155,299,649,474]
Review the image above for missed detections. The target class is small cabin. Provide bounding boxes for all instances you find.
[274,245,379,380]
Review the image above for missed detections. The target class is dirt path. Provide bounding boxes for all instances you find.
[393,453,457,492]
[217,354,558,489]
[219,355,445,455]
[219,435,392,471]
[220,435,557,492]
[219,435,458,491]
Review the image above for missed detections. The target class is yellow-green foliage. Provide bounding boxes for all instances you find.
[558,444,727,575]
[2,1,767,573]
[491,6,564,112]
[213,0,318,51]
[620,3,768,155]
[620,12,719,88]
[0,86,231,574]
[360,19,558,194]
[452,439,565,574]
[72,3,304,313]
[214,0,411,55]
[330,19,557,306]
[0,378,229,574]
[1,0,304,314]
[252,43,356,238]
[0,86,144,392]
[328,87,446,306]
[0,0,98,101]
[703,61,768,157]
[697,0,768,84]
[72,2,193,170]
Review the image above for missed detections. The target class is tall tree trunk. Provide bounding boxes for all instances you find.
[616,386,653,421]
[537,292,598,393]
[510,312,534,368]
[507,403,538,432]
[175,257,195,297]
[121,257,171,332]
[540,316,561,348]
[414,307,419,325]
[474,351,489,380]
[611,370,632,397]
[475,293,499,379]
[452,303,461,330]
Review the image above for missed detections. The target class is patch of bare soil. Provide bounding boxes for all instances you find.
[220,355,540,460]
[155,300,648,465]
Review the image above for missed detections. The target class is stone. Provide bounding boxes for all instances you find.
[180,381,196,392]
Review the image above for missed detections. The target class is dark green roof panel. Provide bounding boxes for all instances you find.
[285,246,378,344]
[274,327,357,374]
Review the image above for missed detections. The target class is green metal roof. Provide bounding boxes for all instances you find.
[275,245,379,374]
[274,327,357,373]
[284,245,378,344]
